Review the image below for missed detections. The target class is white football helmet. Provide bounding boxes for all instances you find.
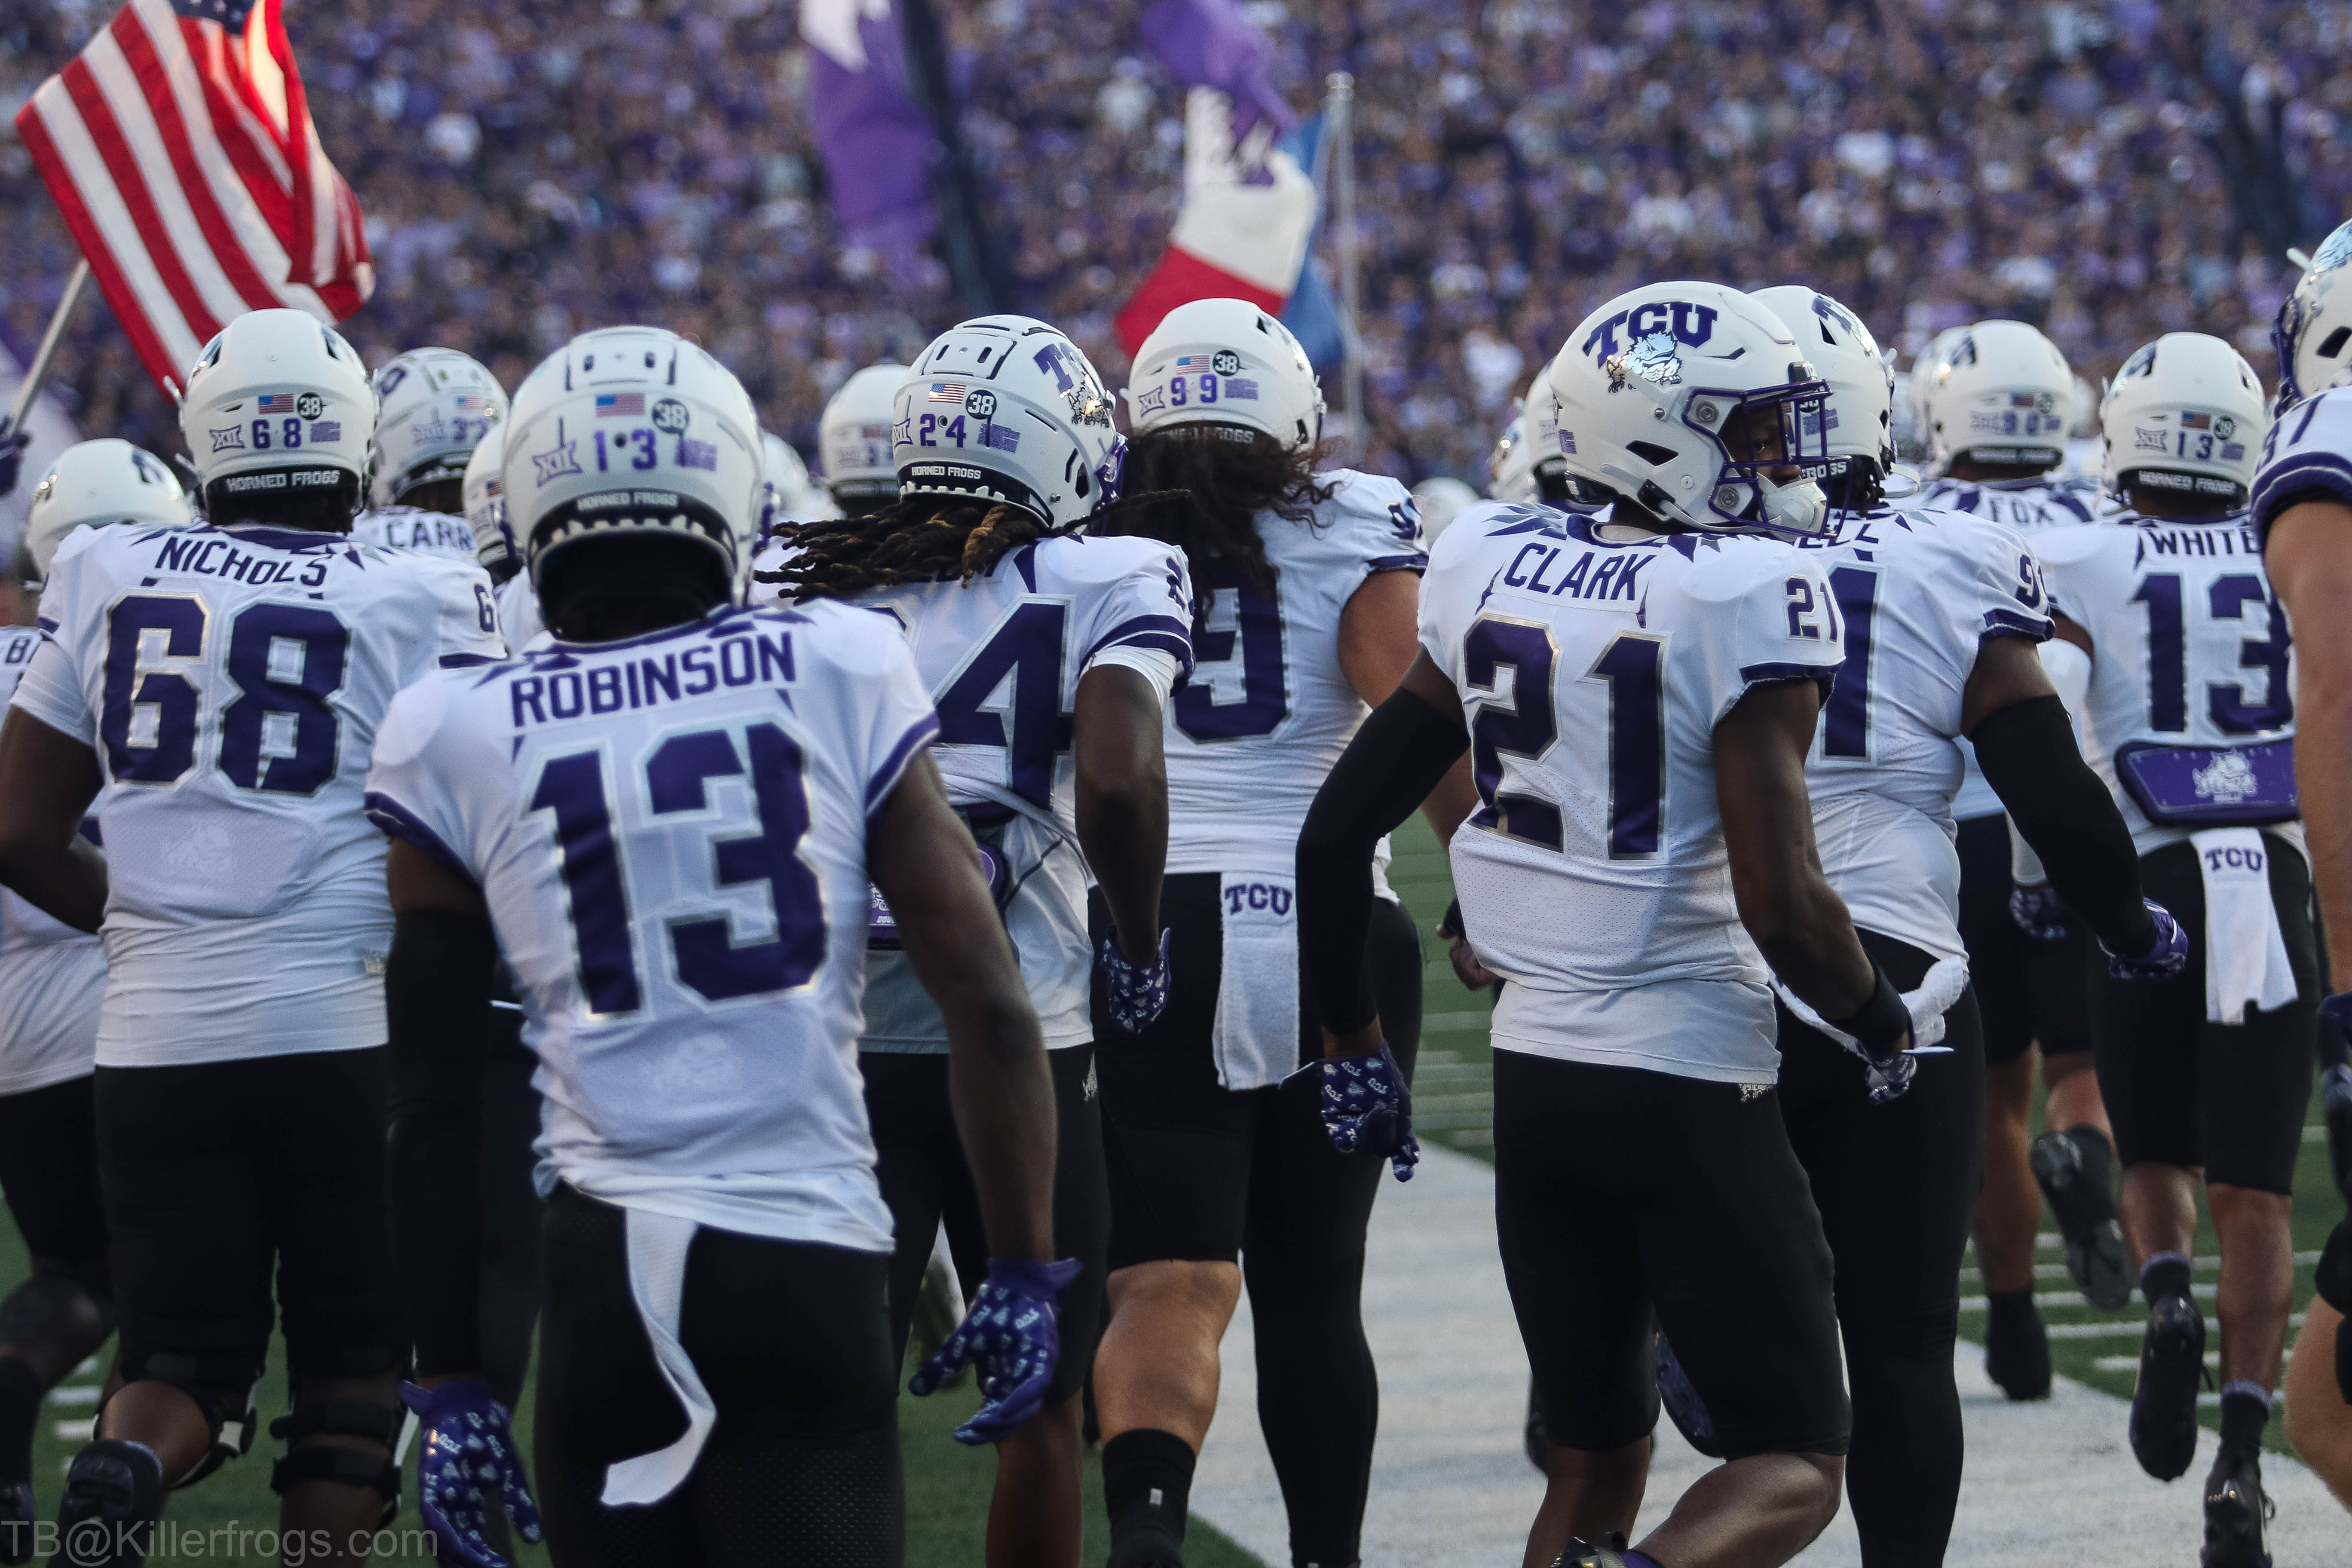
[366,348,507,509]
[1487,407,1539,503]
[761,432,838,529]
[1547,282,1834,540]
[1124,297,1324,452]
[178,308,374,518]
[502,326,765,594]
[2101,332,2269,504]
[461,422,514,580]
[819,363,908,505]
[1752,285,1896,498]
[1889,371,1924,462]
[20,439,191,585]
[1919,320,2073,472]
[2068,373,2102,439]
[1412,476,1480,543]
[896,316,1125,527]
[1906,327,1967,460]
[2273,218,2352,411]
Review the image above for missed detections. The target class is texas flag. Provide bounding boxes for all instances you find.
[1115,0,1317,355]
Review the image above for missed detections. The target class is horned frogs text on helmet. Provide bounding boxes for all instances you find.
[2101,331,2269,504]
[1752,285,1896,501]
[2273,217,2352,411]
[1488,404,1539,503]
[818,363,908,504]
[366,347,507,508]
[19,438,191,585]
[895,315,1125,527]
[1919,319,2073,472]
[1124,297,1325,452]
[501,325,765,594]
[462,422,515,581]
[177,307,374,521]
[1547,281,1834,540]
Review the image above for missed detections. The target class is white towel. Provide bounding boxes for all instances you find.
[2192,828,2299,1026]
[600,1207,717,1507]
[1212,872,1301,1091]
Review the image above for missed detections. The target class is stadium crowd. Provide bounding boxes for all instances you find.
[6,0,2351,478]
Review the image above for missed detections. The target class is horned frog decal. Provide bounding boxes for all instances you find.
[2193,750,2260,804]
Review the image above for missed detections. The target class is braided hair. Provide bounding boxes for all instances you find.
[767,488,1193,602]
[1090,426,1335,625]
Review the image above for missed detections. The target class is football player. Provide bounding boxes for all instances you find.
[460,426,546,656]
[748,364,905,597]
[1917,318,2128,1388]
[0,442,188,1562]
[1300,283,1910,1568]
[2035,333,2304,1566]
[1072,299,1477,1568]
[351,348,508,559]
[1749,286,2182,1563]
[0,309,501,1568]
[762,316,1188,1568]
[369,325,1066,1568]
[2256,220,2352,1509]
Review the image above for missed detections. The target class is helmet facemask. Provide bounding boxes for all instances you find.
[1682,375,1837,539]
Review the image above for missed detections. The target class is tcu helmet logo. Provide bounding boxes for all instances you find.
[1811,295,1858,336]
[1580,300,1719,367]
[651,398,691,434]
[965,389,999,419]
[2317,224,2352,275]
[1212,349,1242,376]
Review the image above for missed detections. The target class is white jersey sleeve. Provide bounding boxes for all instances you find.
[1418,503,1844,1081]
[0,622,105,1095]
[2253,385,2352,549]
[1795,506,2052,958]
[349,506,481,560]
[493,573,545,653]
[16,522,498,1066]
[369,601,935,1248]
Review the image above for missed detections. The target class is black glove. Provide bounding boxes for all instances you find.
[0,427,29,500]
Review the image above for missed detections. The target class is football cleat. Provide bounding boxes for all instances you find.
[1,1479,32,1567]
[2130,1291,2208,1482]
[1105,1526,1186,1568]
[49,1439,163,1568]
[2030,1129,2131,1310]
[1551,1534,1633,1568]
[1983,1292,2052,1401]
[2201,1448,2275,1568]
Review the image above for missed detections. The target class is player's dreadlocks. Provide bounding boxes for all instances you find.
[767,488,1194,602]
[1090,426,1335,627]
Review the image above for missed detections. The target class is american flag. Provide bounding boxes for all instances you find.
[12,0,373,397]
[595,392,645,418]
[256,392,292,412]
[928,381,967,402]
[2180,411,2213,430]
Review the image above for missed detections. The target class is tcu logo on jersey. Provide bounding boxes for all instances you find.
[1580,301,1719,366]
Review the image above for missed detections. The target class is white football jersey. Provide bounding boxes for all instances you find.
[9,521,502,1066]
[819,535,1193,1051]
[2252,383,2352,547]
[0,623,105,1093]
[494,573,545,653]
[2036,509,2295,857]
[1912,472,2110,816]
[1164,470,1427,876]
[349,505,479,560]
[366,602,937,1251]
[1791,505,2054,959]
[1421,502,1845,1082]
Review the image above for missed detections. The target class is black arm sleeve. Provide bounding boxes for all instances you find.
[1298,687,1469,1037]
[1969,692,2153,953]
[386,907,502,1377]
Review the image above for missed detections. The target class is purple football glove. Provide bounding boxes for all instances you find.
[909,1257,1082,1445]
[399,1380,543,1568]
[2008,882,2070,942]
[1100,930,1172,1033]
[1311,1043,1419,1180]
[2102,898,2188,982]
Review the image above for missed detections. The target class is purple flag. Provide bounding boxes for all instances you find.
[802,0,935,284]
[1140,0,1295,151]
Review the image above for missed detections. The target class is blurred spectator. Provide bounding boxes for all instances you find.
[0,0,2341,484]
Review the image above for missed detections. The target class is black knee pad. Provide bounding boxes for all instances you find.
[269,1399,403,1522]
[119,1351,260,1488]
[0,1272,111,1352]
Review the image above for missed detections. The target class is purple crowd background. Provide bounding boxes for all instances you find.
[3,0,2349,485]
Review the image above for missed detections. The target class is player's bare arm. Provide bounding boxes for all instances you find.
[2267,498,2352,980]
[1336,567,1479,848]
[1073,664,1169,968]
[0,707,106,934]
[873,752,1057,1264]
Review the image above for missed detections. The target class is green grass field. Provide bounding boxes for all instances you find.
[2,812,2337,1562]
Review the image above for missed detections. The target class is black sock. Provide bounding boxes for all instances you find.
[0,1359,40,1484]
[2140,1253,2192,1307]
[1103,1428,1194,1559]
[2065,1126,2114,1200]
[2218,1385,2272,1460]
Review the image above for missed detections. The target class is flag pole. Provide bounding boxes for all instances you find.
[3,259,90,441]
[1324,73,1363,462]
